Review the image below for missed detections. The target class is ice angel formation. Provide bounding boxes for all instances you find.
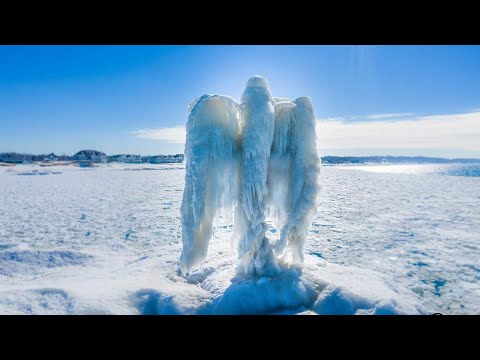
[179,76,320,278]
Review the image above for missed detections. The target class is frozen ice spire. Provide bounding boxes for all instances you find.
[234,76,279,277]
[179,76,320,278]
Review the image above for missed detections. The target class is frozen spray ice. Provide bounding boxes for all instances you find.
[179,76,320,277]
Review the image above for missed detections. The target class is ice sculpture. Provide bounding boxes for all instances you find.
[179,76,320,277]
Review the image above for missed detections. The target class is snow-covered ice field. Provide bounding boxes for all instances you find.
[0,163,479,314]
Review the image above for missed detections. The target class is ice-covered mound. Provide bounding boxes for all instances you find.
[199,269,316,314]
[131,254,424,315]
[0,250,93,276]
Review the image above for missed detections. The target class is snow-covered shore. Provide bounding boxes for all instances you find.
[1,164,478,314]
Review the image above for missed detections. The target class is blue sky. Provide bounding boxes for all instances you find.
[1,45,479,157]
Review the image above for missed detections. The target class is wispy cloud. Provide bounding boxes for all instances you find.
[365,112,415,120]
[316,111,480,152]
[132,127,186,143]
[329,112,416,122]
[132,110,480,157]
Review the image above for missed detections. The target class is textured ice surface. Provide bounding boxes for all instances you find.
[0,250,92,276]
[233,77,277,277]
[180,76,320,278]
[268,97,321,267]
[0,163,479,314]
[179,95,241,274]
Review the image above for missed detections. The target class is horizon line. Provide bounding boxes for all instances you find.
[1,151,480,161]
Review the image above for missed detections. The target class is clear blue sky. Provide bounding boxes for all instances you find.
[1,45,479,157]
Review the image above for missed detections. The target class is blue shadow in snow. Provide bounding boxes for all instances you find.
[133,289,183,315]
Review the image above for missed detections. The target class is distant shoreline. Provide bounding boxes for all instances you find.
[0,151,184,165]
[321,156,480,165]
[2,154,480,166]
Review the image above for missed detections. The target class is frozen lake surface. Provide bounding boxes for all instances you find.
[0,163,478,314]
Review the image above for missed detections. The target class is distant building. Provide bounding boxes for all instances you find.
[107,153,184,164]
[148,154,184,164]
[0,152,59,164]
[107,154,143,163]
[0,153,24,164]
[77,160,95,167]
[43,153,58,162]
[73,150,107,164]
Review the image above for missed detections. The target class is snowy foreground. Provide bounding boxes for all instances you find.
[0,163,479,314]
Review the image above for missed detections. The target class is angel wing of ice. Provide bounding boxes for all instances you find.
[179,95,242,274]
[268,96,321,267]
